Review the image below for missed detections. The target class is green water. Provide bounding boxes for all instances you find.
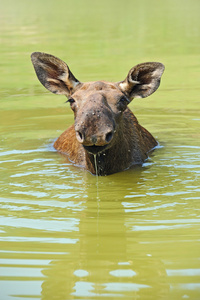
[0,0,200,299]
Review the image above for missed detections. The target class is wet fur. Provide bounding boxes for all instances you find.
[54,108,157,175]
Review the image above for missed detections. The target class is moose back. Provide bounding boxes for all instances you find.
[31,52,164,175]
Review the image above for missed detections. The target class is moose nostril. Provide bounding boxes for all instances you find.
[105,131,113,143]
[78,131,83,140]
[76,131,84,143]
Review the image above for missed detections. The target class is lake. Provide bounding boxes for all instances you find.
[0,0,200,299]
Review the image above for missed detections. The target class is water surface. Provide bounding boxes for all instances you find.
[0,0,200,299]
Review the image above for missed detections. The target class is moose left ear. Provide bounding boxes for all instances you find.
[119,62,165,99]
[31,52,80,97]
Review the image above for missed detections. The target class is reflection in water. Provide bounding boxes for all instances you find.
[40,184,169,300]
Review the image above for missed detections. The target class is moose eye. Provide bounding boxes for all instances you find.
[119,96,130,104]
[67,98,75,104]
[117,96,130,111]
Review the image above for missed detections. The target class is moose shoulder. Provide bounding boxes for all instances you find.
[31,52,164,175]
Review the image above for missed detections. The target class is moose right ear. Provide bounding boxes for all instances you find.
[119,62,165,100]
[31,52,81,97]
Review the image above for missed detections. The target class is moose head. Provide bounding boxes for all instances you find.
[31,52,164,175]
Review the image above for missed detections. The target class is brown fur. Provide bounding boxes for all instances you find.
[31,52,164,175]
[54,108,157,175]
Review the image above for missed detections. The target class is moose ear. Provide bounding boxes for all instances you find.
[31,52,80,96]
[118,62,165,99]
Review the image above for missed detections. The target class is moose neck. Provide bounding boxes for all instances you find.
[85,148,132,176]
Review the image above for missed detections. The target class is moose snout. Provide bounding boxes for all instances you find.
[74,98,116,150]
[75,128,114,146]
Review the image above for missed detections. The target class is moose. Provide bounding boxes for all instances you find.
[31,52,164,175]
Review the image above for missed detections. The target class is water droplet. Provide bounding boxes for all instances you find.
[94,154,98,176]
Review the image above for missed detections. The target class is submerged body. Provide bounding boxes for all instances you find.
[31,52,164,175]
